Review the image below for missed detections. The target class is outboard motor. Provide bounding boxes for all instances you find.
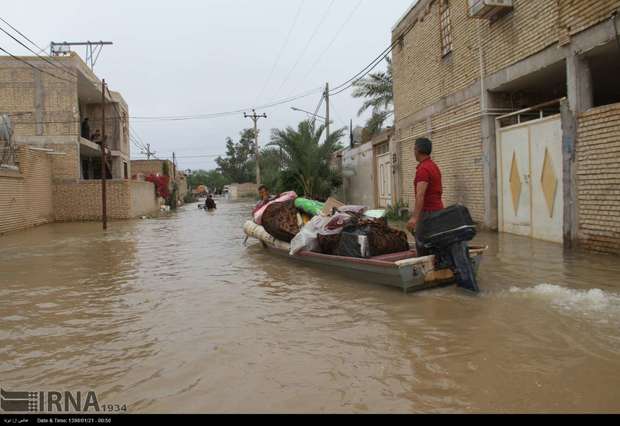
[416,205,479,293]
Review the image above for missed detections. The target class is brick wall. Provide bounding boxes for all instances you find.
[398,98,484,222]
[0,59,78,137]
[559,0,620,43]
[47,142,80,180]
[393,0,620,124]
[0,146,54,235]
[53,179,159,222]
[393,0,480,125]
[131,160,170,177]
[480,0,559,76]
[392,0,620,230]
[576,103,620,254]
[53,180,132,221]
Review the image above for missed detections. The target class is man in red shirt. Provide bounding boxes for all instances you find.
[406,138,444,255]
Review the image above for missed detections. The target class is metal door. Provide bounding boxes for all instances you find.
[377,152,392,208]
[497,115,564,243]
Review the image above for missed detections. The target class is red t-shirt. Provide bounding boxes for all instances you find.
[414,158,444,212]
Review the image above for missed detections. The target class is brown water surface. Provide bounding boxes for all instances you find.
[1,200,619,413]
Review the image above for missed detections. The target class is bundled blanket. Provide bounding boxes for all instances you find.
[253,191,297,225]
[261,200,301,243]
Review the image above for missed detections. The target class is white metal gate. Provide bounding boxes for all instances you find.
[496,113,564,244]
[377,152,392,209]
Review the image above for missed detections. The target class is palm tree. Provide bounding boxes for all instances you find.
[352,57,394,133]
[270,120,345,200]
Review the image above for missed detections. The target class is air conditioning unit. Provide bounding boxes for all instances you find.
[468,0,513,19]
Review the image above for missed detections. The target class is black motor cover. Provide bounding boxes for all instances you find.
[417,205,480,293]
[417,204,476,249]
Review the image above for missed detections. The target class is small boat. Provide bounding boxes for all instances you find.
[244,221,486,294]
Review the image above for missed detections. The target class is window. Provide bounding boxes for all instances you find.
[376,143,389,156]
[439,0,453,57]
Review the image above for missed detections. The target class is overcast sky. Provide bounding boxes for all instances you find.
[1,0,415,171]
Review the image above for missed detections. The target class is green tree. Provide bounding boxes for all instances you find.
[259,148,284,193]
[188,169,231,193]
[269,120,344,201]
[215,129,257,183]
[352,57,394,135]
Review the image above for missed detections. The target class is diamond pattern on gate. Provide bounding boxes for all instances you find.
[541,148,558,218]
[509,152,522,216]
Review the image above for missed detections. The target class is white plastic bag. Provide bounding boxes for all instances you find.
[288,216,325,255]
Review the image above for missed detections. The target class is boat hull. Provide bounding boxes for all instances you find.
[244,221,484,293]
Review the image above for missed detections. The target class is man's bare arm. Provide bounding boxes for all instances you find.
[407,182,429,231]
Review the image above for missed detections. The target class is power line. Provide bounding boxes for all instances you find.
[130,86,324,122]
[275,0,336,95]
[0,16,78,77]
[105,83,154,156]
[0,16,42,49]
[330,98,348,128]
[327,11,422,97]
[0,44,74,83]
[254,0,306,105]
[0,24,78,78]
[295,0,364,94]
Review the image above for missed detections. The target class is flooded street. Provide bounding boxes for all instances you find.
[1,200,620,413]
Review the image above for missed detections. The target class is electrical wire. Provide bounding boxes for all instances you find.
[0,24,78,79]
[0,16,78,77]
[329,98,348,128]
[254,0,306,105]
[130,86,324,122]
[2,8,418,125]
[327,9,422,97]
[275,0,336,95]
[295,0,364,94]
[0,44,74,83]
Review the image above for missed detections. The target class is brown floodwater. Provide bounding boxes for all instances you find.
[1,200,620,413]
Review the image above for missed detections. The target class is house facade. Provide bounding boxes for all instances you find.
[337,129,396,209]
[0,53,158,233]
[392,0,620,254]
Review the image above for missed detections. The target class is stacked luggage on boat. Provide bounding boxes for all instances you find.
[247,192,410,259]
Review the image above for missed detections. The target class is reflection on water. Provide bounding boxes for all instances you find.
[1,201,619,413]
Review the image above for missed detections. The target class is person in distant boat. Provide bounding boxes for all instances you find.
[205,195,217,211]
[252,185,275,215]
[406,138,444,255]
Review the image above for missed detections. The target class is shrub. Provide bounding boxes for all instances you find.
[145,174,171,199]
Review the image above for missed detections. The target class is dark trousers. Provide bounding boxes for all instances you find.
[414,211,432,257]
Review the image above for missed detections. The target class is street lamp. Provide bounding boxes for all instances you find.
[291,106,330,123]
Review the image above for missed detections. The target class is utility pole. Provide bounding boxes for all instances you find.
[100,79,108,231]
[143,143,156,160]
[244,109,267,185]
[51,41,113,71]
[172,152,177,178]
[350,119,354,149]
[325,82,330,141]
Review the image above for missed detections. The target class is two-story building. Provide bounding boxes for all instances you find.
[0,52,158,232]
[392,0,620,254]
